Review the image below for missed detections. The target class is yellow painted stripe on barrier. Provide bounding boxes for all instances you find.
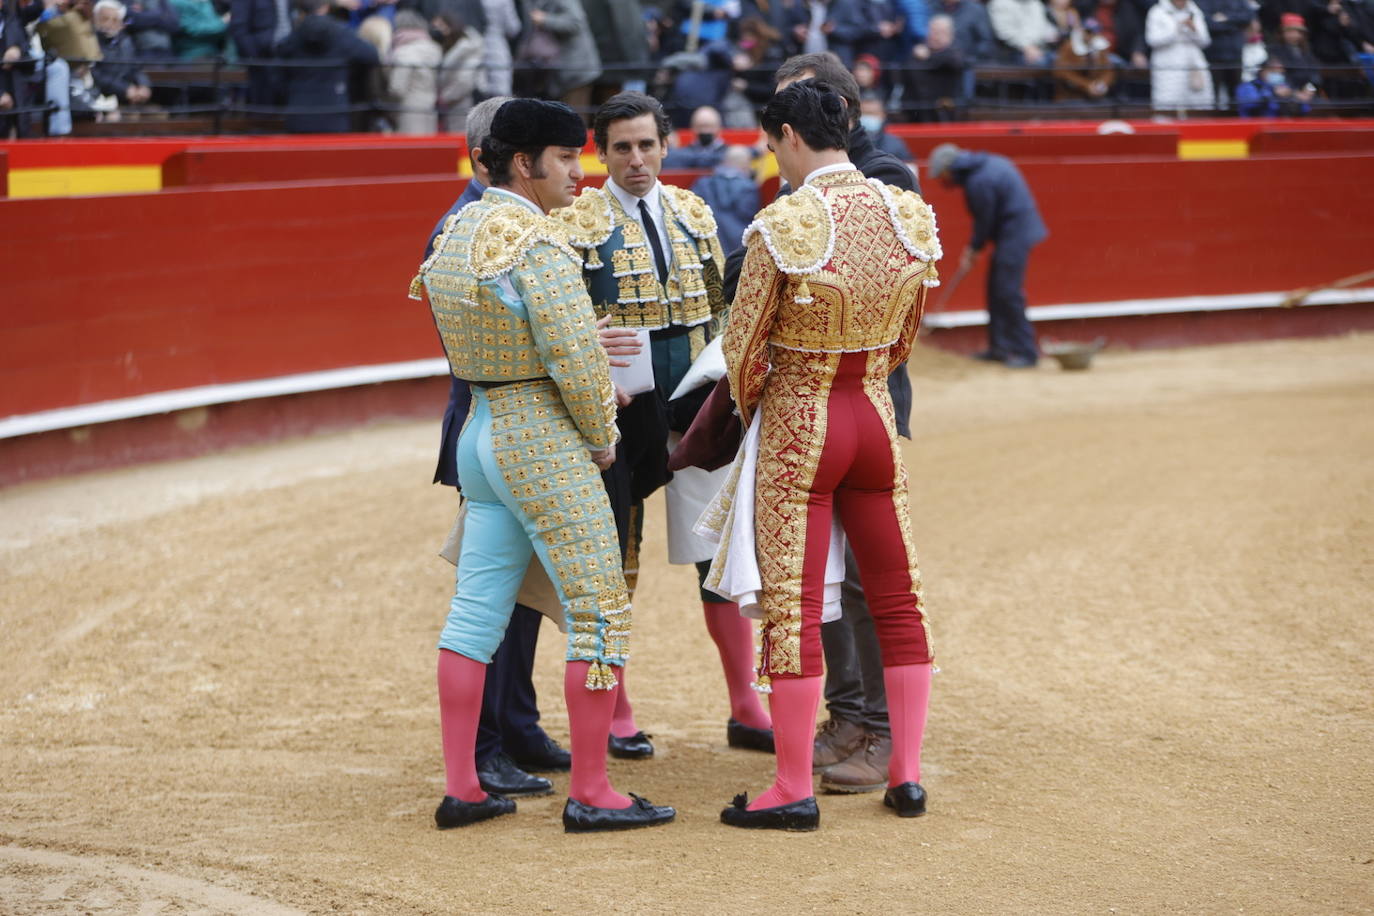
[8,165,163,199]
[1177,139,1249,160]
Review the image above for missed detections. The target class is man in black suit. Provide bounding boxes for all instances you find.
[229,0,288,105]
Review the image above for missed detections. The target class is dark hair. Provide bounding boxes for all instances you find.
[774,52,860,127]
[479,136,544,186]
[760,81,850,152]
[592,91,673,153]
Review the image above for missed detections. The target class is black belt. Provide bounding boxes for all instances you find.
[466,376,550,389]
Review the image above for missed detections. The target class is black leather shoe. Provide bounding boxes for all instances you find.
[507,735,572,773]
[882,782,927,817]
[726,719,775,753]
[477,753,553,797]
[562,794,676,833]
[719,793,819,831]
[607,731,654,759]
[434,794,516,829]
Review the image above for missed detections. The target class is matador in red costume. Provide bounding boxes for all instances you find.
[699,81,941,831]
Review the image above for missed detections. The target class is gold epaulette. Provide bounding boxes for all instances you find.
[867,180,943,263]
[408,211,462,300]
[662,185,719,242]
[742,184,834,277]
[551,187,615,252]
[469,202,575,279]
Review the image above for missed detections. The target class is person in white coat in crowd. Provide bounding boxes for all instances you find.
[479,0,521,97]
[388,9,442,134]
[1146,0,1213,111]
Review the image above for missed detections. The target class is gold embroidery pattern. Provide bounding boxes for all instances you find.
[753,347,841,677]
[486,379,632,668]
[723,242,788,425]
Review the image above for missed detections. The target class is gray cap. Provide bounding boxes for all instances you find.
[927,143,963,180]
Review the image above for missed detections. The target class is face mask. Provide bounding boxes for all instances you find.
[859,114,883,133]
[1264,71,1287,87]
[697,132,717,147]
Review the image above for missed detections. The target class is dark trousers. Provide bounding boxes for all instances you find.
[821,544,891,734]
[986,244,1039,362]
[474,603,547,765]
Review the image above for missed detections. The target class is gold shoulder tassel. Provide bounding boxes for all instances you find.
[408,274,425,300]
[584,660,619,691]
[752,674,772,694]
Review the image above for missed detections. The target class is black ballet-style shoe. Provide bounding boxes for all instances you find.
[726,719,775,753]
[607,730,655,759]
[434,793,516,829]
[882,782,927,818]
[562,794,676,833]
[719,793,819,831]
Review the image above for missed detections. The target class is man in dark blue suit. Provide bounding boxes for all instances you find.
[928,143,1047,369]
[228,0,287,106]
[423,96,571,799]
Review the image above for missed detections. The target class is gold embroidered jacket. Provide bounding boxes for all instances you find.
[411,189,620,450]
[726,168,942,425]
[553,184,729,335]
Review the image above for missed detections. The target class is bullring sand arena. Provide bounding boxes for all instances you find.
[2,333,1372,915]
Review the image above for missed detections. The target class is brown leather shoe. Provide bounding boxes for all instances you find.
[819,733,891,794]
[812,718,867,771]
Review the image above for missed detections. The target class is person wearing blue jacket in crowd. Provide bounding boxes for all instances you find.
[421,96,574,801]
[690,144,760,253]
[1235,56,1312,116]
[929,143,1047,369]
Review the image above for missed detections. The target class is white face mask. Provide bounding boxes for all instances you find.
[859,114,884,133]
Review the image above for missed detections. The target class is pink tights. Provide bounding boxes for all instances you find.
[703,602,772,730]
[747,675,822,810]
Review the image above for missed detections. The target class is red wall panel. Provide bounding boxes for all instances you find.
[162,143,460,186]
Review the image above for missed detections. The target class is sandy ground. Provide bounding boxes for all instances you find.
[2,334,1372,915]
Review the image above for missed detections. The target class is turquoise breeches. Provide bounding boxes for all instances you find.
[437,381,631,684]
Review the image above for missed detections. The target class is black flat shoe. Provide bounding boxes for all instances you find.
[882,782,927,817]
[719,793,819,831]
[562,794,676,833]
[477,753,553,797]
[607,731,654,759]
[507,735,572,773]
[726,719,775,753]
[434,793,516,829]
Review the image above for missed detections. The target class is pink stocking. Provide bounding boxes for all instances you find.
[436,649,487,802]
[703,603,772,730]
[609,664,639,738]
[565,661,632,809]
[748,675,822,810]
[883,663,932,787]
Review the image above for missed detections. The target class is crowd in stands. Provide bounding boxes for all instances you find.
[2,0,1372,137]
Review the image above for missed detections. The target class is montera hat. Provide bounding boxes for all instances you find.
[927,142,963,180]
[489,99,588,149]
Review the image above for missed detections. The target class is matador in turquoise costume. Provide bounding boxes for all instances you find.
[410,98,675,834]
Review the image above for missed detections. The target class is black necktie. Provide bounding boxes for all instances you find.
[638,198,669,285]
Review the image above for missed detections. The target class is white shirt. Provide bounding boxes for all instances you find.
[803,161,857,186]
[605,178,675,271]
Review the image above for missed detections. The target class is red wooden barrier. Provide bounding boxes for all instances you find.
[1249,129,1374,155]
[0,149,7,198]
[895,131,1179,161]
[162,143,461,186]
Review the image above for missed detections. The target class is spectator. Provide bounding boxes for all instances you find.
[1196,0,1252,106]
[230,0,289,106]
[784,0,878,67]
[664,37,733,125]
[124,0,178,58]
[276,0,379,132]
[928,142,1047,368]
[1240,19,1266,80]
[731,13,785,108]
[169,0,228,59]
[851,50,882,97]
[93,0,152,111]
[474,0,518,98]
[664,104,727,167]
[1146,0,1213,111]
[989,0,1060,64]
[37,0,102,62]
[859,92,913,157]
[690,143,759,253]
[904,12,967,119]
[1270,11,1323,92]
[1046,0,1082,48]
[582,0,651,99]
[1053,15,1116,99]
[524,0,600,115]
[676,0,739,46]
[1,0,25,136]
[432,8,481,133]
[1114,0,1157,68]
[935,0,995,63]
[1304,0,1372,97]
[1235,53,1313,113]
[385,8,439,133]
